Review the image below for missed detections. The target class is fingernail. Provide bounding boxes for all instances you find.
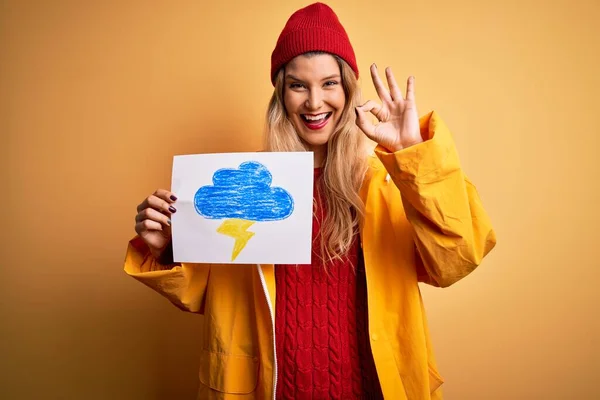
[170,195,177,201]
[167,219,172,225]
[373,63,377,69]
[169,206,177,213]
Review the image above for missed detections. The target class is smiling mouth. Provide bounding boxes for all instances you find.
[300,112,332,130]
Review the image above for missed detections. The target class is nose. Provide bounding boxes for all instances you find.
[304,89,324,111]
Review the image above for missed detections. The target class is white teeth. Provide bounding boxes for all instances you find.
[303,113,329,121]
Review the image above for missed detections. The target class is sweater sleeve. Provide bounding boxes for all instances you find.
[375,111,496,287]
[124,236,211,313]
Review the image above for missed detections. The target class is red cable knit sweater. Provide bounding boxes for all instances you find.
[275,168,383,399]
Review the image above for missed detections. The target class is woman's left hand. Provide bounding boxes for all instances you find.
[355,64,423,152]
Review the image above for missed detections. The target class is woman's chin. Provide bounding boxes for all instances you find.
[299,132,332,149]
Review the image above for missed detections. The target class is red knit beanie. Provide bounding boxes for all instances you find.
[270,2,358,85]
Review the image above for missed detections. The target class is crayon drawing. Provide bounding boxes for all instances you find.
[194,161,294,260]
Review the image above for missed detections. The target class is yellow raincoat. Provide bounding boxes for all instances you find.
[124,111,496,399]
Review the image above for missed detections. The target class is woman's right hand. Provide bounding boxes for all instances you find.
[135,189,178,261]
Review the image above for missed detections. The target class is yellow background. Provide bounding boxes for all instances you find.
[2,0,599,398]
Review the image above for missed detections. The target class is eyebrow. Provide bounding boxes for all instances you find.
[285,74,341,82]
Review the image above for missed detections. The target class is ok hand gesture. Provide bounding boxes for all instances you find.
[355,64,423,152]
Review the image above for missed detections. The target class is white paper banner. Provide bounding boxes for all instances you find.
[171,152,313,264]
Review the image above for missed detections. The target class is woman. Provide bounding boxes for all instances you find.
[125,3,496,399]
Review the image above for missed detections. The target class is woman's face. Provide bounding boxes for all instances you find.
[283,53,346,151]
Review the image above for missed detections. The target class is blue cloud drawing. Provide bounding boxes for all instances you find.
[194,161,294,221]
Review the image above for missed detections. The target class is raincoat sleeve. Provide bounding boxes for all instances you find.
[375,111,496,287]
[123,236,211,313]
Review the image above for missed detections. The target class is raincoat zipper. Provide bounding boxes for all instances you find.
[256,264,277,400]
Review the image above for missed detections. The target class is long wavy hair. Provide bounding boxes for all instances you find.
[264,52,369,263]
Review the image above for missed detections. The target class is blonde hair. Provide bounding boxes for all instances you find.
[264,53,368,263]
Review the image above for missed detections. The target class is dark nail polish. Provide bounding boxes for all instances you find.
[167,219,171,226]
[170,195,177,201]
[169,206,176,213]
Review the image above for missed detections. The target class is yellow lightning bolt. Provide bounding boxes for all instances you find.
[217,218,256,261]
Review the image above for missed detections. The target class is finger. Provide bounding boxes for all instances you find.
[406,76,416,102]
[355,106,376,138]
[135,219,163,235]
[385,67,403,102]
[137,189,177,212]
[135,207,172,227]
[154,188,178,203]
[358,100,385,121]
[148,194,177,214]
[137,194,176,215]
[370,64,392,104]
